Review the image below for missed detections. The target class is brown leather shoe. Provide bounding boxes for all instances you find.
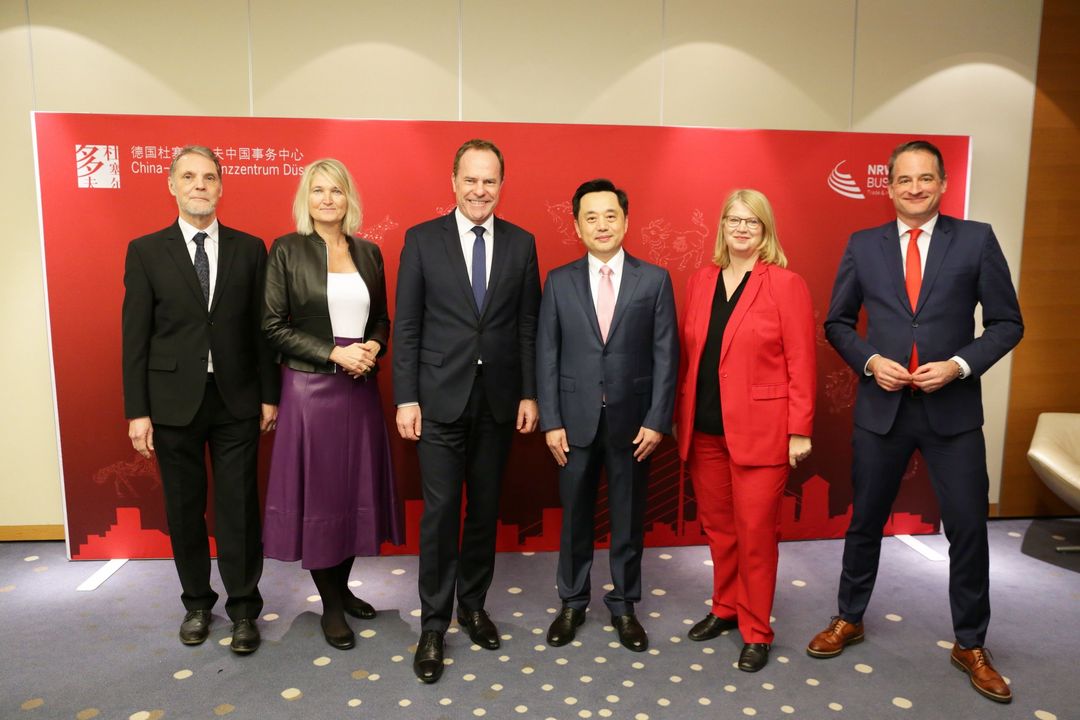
[806,617,864,658]
[950,646,1012,703]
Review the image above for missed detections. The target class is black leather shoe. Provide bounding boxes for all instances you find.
[547,606,585,647]
[179,609,211,645]
[230,619,260,654]
[738,643,770,672]
[688,613,738,641]
[321,616,355,650]
[344,596,376,620]
[458,609,500,649]
[611,614,648,652]
[414,630,444,683]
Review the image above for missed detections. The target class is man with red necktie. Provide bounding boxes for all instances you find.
[810,140,1023,704]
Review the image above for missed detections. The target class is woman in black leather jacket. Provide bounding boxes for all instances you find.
[262,158,403,650]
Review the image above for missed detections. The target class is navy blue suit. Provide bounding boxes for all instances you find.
[824,214,1022,647]
[537,252,678,615]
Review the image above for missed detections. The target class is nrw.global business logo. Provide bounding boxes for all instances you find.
[827,160,891,200]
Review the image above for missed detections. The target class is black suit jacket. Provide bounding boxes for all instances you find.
[536,252,678,448]
[122,220,280,426]
[393,212,541,424]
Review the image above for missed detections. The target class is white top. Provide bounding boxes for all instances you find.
[454,208,494,287]
[587,248,626,308]
[178,216,218,372]
[327,272,370,339]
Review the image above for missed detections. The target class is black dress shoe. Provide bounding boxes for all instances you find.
[414,630,445,683]
[230,619,260,654]
[611,614,648,652]
[458,609,500,649]
[547,606,586,647]
[179,609,211,645]
[321,616,356,650]
[688,613,738,641]
[738,643,770,672]
[344,596,376,620]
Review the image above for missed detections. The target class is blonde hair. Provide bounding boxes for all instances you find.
[293,158,363,236]
[712,188,788,269]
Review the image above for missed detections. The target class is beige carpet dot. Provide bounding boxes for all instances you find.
[603,625,614,632]
[578,711,592,718]
[23,555,39,562]
[391,568,406,575]
[777,655,790,663]
[398,699,411,707]
[391,654,404,663]
[507,587,523,594]
[571,640,583,647]
[659,553,672,559]
[280,688,302,701]
[806,678,820,686]
[347,699,361,708]
[76,710,101,720]
[892,697,913,710]
[651,588,667,596]
[128,713,148,720]
[580,675,593,683]
[521,665,535,674]
[448,627,460,633]
[657,698,671,707]
[212,707,234,717]
[829,702,843,710]
[463,673,476,681]
[1034,711,1058,720]
[501,634,512,640]
[622,680,634,688]
[491,683,504,691]
[1008,531,1022,538]
[648,611,661,618]
[605,694,619,702]
[603,583,615,591]
[564,696,578,705]
[885,613,903,622]
[532,628,544,634]
[0,585,15,592]
[217,637,231,646]
[598,710,613,718]
[306,594,321,602]
[604,641,618,649]
[762,682,774,690]
[262,613,279,621]
[780,706,795,715]
[439,698,452,706]
[410,609,422,617]
[499,655,510,662]
[702,647,716,654]
[313,656,331,667]
[632,661,645,669]
[514,706,528,714]
[647,649,660,656]
[854,663,873,674]
[690,663,703,671]
[367,673,380,681]
[541,684,554,691]
[635,714,650,720]
[522,551,535,556]
[724,685,736,692]
[669,636,681,643]
[594,656,607,664]
[698,697,711,705]
[173,669,193,679]
[936,640,955,650]
[534,644,547,651]
[470,644,481,651]
[742,709,757,717]
[792,580,807,587]
[472,708,486,717]
[670,675,682,683]
[514,612,525,618]
[21,699,44,710]
[704,559,714,566]
[555,658,568,666]
[547,607,558,614]
[351,669,369,679]
[358,629,376,639]
[682,618,694,625]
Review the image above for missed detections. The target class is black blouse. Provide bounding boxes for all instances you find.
[693,270,751,435]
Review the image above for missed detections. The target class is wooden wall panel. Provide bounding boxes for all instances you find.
[999,0,1080,516]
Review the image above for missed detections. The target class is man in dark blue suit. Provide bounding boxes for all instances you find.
[809,141,1023,704]
[537,179,678,652]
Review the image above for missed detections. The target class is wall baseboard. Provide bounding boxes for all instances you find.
[0,525,65,541]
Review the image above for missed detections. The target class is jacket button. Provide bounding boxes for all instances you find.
[912,322,918,328]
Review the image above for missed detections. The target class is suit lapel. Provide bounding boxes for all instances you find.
[210,224,237,315]
[916,216,952,314]
[720,262,764,365]
[606,252,642,342]
[879,223,911,315]
[440,212,478,316]
[163,222,209,313]
[570,256,602,343]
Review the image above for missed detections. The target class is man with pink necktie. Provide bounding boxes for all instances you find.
[536,179,678,653]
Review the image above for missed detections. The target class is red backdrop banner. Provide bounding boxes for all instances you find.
[33,113,969,559]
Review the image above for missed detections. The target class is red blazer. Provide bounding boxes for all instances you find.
[676,262,816,466]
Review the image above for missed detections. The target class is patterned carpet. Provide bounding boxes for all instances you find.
[1,518,1076,720]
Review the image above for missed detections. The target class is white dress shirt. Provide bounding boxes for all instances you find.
[587,248,625,310]
[454,208,494,287]
[178,216,218,372]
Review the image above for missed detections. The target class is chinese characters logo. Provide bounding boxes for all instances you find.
[75,144,120,189]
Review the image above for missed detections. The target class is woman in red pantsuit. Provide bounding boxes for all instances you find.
[675,189,816,672]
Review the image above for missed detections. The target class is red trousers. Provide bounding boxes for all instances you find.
[689,432,787,644]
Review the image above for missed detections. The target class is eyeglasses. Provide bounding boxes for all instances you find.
[724,215,761,231]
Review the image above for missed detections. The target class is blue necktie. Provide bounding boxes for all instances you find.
[471,226,486,311]
[192,231,210,304]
